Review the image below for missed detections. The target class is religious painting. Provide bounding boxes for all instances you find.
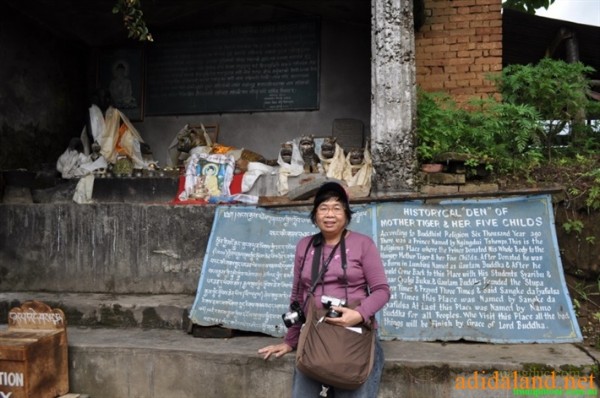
[97,47,145,122]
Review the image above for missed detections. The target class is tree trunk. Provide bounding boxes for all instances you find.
[370,0,417,195]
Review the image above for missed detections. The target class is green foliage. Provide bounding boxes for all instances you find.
[493,58,596,154]
[547,155,600,244]
[563,219,584,235]
[584,169,600,211]
[112,0,153,42]
[415,91,457,161]
[415,90,543,174]
[417,56,600,267]
[502,0,555,14]
[574,281,590,301]
[585,235,596,245]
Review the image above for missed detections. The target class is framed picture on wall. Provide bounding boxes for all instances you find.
[97,47,144,122]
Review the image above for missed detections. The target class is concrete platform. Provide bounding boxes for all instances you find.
[1,292,599,397]
[61,328,598,398]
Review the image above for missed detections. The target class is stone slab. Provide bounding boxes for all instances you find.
[92,176,179,203]
[0,292,194,330]
[57,327,600,398]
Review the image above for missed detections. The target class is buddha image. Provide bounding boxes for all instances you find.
[109,60,137,109]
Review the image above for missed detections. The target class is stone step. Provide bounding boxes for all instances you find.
[0,292,194,330]
[0,294,599,397]
[56,327,600,397]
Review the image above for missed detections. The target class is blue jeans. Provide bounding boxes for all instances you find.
[291,338,385,398]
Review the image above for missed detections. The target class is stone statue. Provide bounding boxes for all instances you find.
[176,125,209,153]
[280,142,293,164]
[347,148,365,176]
[299,135,320,173]
[90,142,102,161]
[320,136,337,160]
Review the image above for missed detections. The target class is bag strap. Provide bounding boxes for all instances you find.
[309,234,342,293]
[310,239,322,288]
[293,234,318,303]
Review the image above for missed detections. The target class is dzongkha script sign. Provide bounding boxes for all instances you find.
[189,196,582,343]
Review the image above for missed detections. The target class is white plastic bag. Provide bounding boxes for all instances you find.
[56,149,92,179]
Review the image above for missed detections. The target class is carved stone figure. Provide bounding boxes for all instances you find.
[177,126,209,153]
[299,135,320,173]
[320,136,337,160]
[348,148,365,176]
[175,124,266,173]
[90,142,102,161]
[280,142,293,164]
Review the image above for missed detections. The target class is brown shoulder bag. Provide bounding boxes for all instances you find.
[295,235,376,390]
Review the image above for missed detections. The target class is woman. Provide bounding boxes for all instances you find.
[259,181,391,397]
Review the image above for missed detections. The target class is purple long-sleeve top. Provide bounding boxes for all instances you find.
[284,230,391,349]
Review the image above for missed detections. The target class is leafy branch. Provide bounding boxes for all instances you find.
[112,0,153,42]
[502,0,556,14]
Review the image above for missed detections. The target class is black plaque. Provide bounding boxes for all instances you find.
[145,19,320,115]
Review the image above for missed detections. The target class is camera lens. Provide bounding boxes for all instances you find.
[326,308,342,318]
[282,301,305,327]
[282,310,305,327]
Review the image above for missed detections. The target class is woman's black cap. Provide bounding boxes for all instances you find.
[310,181,353,225]
[314,181,349,207]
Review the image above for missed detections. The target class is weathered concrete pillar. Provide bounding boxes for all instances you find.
[371,0,417,195]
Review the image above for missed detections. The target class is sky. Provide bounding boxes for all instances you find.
[530,0,600,26]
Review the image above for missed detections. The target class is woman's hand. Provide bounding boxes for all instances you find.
[325,307,364,327]
[258,342,293,360]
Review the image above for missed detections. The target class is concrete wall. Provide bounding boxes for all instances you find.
[0,4,89,171]
[0,203,215,294]
[0,10,371,171]
[134,20,372,166]
[0,0,505,171]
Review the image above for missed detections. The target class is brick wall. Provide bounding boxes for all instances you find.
[415,0,503,104]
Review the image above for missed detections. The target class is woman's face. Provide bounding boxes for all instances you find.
[315,198,347,237]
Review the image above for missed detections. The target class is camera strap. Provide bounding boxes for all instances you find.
[309,232,348,302]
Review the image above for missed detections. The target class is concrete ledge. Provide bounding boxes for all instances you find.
[459,183,500,193]
[59,327,599,398]
[419,184,459,195]
[0,292,194,330]
[92,176,179,203]
[0,203,215,294]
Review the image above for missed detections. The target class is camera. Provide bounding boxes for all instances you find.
[282,301,305,327]
[321,295,347,318]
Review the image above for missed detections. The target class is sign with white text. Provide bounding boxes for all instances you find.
[189,196,582,343]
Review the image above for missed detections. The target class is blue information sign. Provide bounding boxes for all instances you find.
[189,196,582,343]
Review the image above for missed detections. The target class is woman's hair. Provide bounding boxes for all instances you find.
[310,182,353,225]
